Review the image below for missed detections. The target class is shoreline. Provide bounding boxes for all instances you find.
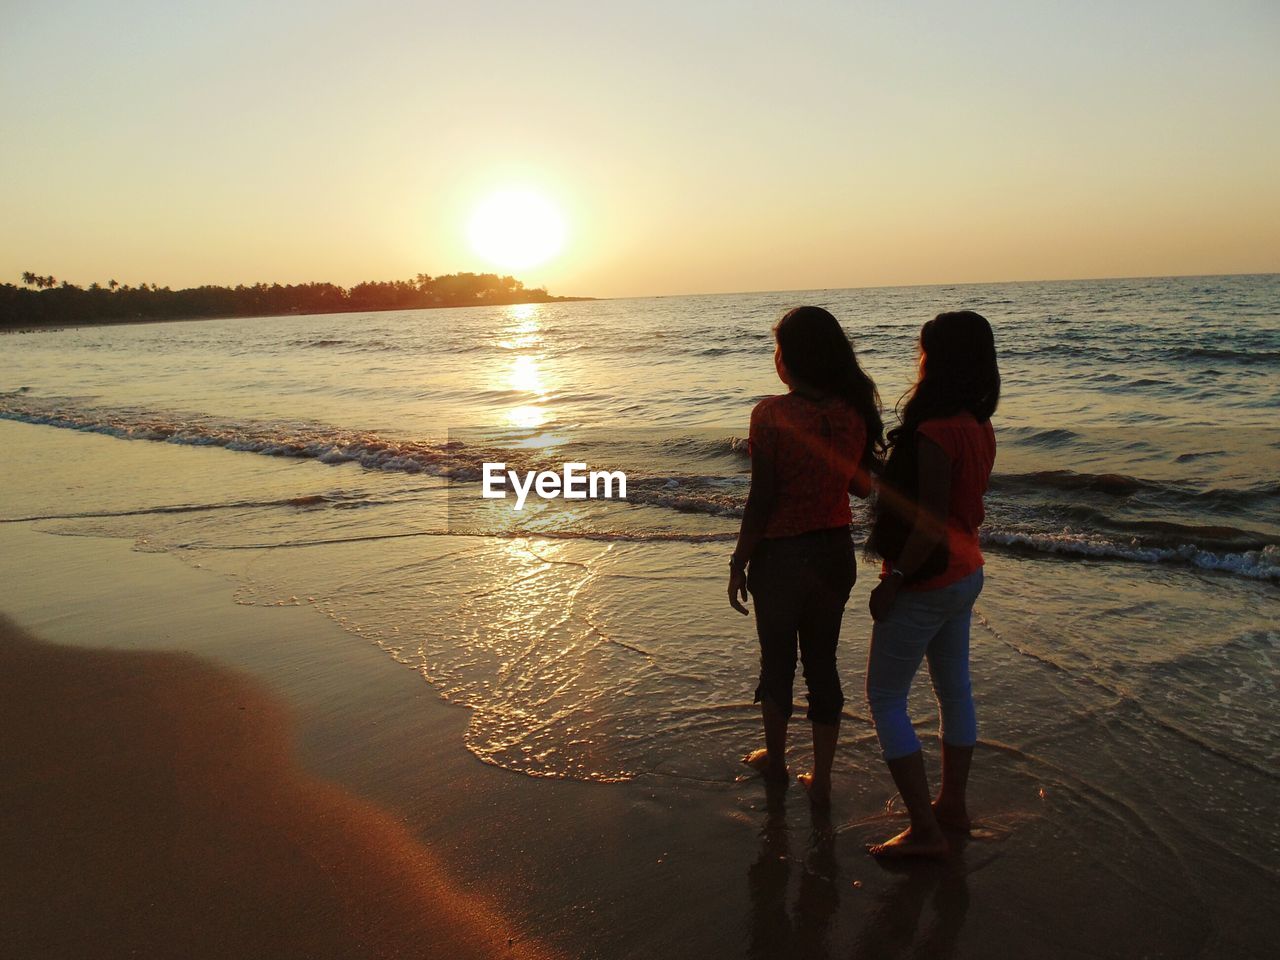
[0,523,768,959]
[0,294,599,334]
[3,519,1276,957]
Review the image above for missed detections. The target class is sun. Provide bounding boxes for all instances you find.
[468,189,566,271]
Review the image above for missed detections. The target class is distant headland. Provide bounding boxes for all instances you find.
[0,271,593,330]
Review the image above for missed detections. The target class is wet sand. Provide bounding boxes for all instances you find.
[1,521,1275,959]
[0,613,561,960]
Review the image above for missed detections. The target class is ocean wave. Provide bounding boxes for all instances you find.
[1165,346,1279,365]
[1004,427,1082,447]
[1062,512,1272,552]
[984,531,1279,581]
[4,394,1277,581]
[0,493,357,523]
[178,528,739,551]
[0,397,474,475]
[624,478,744,517]
[286,336,405,353]
[289,338,351,348]
[992,469,1276,508]
[993,468,1150,495]
[654,435,749,460]
[0,398,757,524]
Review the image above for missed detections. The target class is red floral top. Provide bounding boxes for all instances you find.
[898,413,997,592]
[749,393,869,538]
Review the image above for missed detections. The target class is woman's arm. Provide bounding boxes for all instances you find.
[869,436,951,620]
[728,446,777,614]
[849,462,874,500]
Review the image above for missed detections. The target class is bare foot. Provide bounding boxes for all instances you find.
[866,825,949,859]
[796,772,830,807]
[742,748,789,783]
[931,800,971,834]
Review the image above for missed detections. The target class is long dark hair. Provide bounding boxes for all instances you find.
[887,310,1000,448]
[867,310,999,569]
[773,305,884,469]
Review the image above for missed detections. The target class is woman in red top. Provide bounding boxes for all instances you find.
[864,310,1000,858]
[728,306,883,805]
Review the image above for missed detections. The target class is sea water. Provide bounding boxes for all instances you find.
[2,276,1276,854]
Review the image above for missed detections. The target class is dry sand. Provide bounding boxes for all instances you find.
[0,611,560,960]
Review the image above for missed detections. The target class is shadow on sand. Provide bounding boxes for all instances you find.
[746,781,972,960]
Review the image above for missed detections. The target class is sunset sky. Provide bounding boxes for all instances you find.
[2,1,1278,298]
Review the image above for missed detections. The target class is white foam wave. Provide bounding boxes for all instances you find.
[984,531,1280,581]
[4,397,1277,582]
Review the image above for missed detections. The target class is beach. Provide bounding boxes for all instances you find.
[5,0,1278,948]
[1,277,1277,958]
[0,601,558,960]
[7,517,1276,960]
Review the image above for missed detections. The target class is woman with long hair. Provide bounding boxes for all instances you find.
[864,309,1000,856]
[728,305,883,805]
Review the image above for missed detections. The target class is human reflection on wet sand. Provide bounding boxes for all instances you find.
[849,841,971,960]
[746,785,973,960]
[746,782,840,960]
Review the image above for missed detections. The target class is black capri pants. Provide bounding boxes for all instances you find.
[747,526,856,726]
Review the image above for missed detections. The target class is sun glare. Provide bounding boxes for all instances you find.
[468,190,566,270]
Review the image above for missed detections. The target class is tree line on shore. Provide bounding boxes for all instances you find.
[0,271,586,328]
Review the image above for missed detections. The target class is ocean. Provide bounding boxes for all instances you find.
[2,275,1278,915]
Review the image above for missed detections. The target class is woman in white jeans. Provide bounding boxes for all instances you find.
[864,310,1000,858]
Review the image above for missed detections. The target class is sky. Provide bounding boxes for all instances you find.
[2,0,1278,298]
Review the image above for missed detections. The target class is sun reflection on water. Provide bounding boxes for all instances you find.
[497,302,543,350]
[509,404,547,429]
[509,355,544,393]
[498,305,553,431]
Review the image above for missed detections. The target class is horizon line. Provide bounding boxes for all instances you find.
[8,267,1277,304]
[608,269,1280,302]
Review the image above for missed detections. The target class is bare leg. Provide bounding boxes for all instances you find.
[868,750,948,858]
[744,697,790,783]
[932,742,973,832]
[797,720,839,806]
